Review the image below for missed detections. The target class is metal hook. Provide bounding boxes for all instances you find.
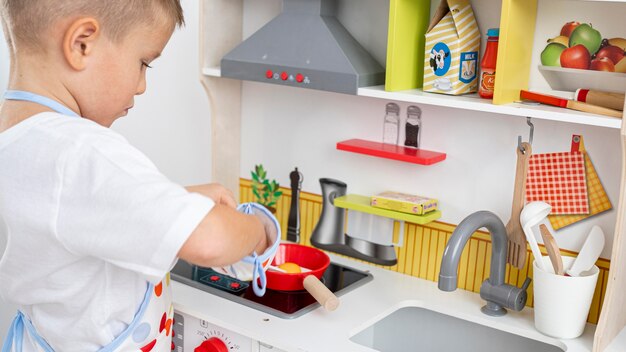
[517,117,534,153]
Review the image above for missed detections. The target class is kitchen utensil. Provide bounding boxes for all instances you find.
[506,142,532,269]
[383,102,400,145]
[539,224,564,275]
[567,225,605,277]
[533,256,599,339]
[310,178,398,265]
[574,89,625,111]
[265,243,339,311]
[520,90,623,118]
[287,167,303,243]
[404,105,422,148]
[520,201,551,271]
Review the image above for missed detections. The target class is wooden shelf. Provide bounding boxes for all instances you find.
[202,68,621,129]
[333,194,441,225]
[202,66,222,77]
[358,85,622,129]
[336,139,446,165]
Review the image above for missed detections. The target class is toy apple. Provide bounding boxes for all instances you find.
[560,21,580,37]
[547,36,569,47]
[569,23,602,56]
[595,45,625,64]
[608,37,626,51]
[615,57,626,73]
[590,57,616,72]
[541,43,567,66]
[560,44,591,69]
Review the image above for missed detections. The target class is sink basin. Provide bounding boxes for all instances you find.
[350,306,565,352]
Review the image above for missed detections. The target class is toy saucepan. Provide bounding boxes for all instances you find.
[265,243,339,311]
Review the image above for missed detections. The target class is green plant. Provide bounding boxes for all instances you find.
[251,164,282,209]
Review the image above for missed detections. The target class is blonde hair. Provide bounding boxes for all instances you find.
[1,0,184,50]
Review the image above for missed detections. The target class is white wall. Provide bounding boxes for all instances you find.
[0,0,211,339]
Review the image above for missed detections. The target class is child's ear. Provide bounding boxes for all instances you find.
[63,18,100,71]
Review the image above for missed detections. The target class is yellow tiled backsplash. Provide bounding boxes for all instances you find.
[240,178,609,324]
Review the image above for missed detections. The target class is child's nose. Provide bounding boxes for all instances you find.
[136,75,147,95]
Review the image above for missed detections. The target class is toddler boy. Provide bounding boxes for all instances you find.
[0,1,272,350]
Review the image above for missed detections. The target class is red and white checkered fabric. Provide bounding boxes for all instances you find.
[526,151,589,215]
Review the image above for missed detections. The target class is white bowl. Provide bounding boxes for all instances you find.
[538,65,626,93]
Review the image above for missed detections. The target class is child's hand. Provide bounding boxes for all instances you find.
[186,183,236,208]
[250,208,277,254]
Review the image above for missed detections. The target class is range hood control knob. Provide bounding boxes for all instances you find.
[194,337,228,352]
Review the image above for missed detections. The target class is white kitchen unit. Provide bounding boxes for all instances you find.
[186,0,626,351]
[172,253,596,351]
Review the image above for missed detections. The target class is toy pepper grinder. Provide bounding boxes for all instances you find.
[287,167,303,243]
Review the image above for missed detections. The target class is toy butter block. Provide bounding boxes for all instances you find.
[371,191,438,215]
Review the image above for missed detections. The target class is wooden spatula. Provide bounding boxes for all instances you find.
[540,224,564,275]
[506,142,532,269]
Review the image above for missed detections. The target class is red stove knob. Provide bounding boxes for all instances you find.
[280,71,288,81]
[194,337,228,352]
[265,69,273,79]
[296,73,304,83]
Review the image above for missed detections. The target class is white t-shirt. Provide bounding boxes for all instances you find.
[0,112,214,351]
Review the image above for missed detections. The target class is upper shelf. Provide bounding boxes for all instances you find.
[202,67,622,129]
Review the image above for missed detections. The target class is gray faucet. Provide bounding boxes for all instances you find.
[439,211,531,316]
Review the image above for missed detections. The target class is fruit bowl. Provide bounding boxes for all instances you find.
[538,65,626,93]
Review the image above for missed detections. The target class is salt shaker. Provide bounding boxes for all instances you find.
[382,102,400,145]
[404,105,422,148]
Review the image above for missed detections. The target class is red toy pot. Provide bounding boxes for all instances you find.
[265,243,338,310]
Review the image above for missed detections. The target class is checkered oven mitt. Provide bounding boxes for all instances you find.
[212,202,280,296]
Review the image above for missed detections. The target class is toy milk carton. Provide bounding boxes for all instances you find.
[423,0,481,95]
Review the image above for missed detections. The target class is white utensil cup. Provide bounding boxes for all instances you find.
[533,256,599,339]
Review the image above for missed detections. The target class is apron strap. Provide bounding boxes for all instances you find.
[3,90,79,117]
[1,312,22,352]
[1,284,153,352]
[2,311,54,352]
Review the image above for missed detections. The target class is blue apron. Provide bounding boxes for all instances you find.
[1,91,174,352]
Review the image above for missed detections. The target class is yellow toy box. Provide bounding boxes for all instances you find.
[423,0,480,95]
[371,191,438,215]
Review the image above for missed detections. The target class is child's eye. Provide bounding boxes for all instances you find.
[142,62,152,69]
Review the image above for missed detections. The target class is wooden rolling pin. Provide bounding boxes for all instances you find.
[575,89,625,111]
[520,90,623,118]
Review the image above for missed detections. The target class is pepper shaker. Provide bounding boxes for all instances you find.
[404,105,422,148]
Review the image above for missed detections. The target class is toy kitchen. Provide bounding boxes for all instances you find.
[171,0,626,351]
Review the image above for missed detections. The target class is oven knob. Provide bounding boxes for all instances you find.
[194,337,228,352]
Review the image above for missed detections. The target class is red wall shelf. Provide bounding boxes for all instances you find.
[336,139,446,165]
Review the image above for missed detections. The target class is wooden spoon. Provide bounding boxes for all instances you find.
[540,224,564,275]
[506,142,532,269]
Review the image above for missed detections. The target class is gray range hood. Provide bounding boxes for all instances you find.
[220,0,385,95]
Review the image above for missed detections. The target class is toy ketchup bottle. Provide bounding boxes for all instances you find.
[479,28,499,99]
